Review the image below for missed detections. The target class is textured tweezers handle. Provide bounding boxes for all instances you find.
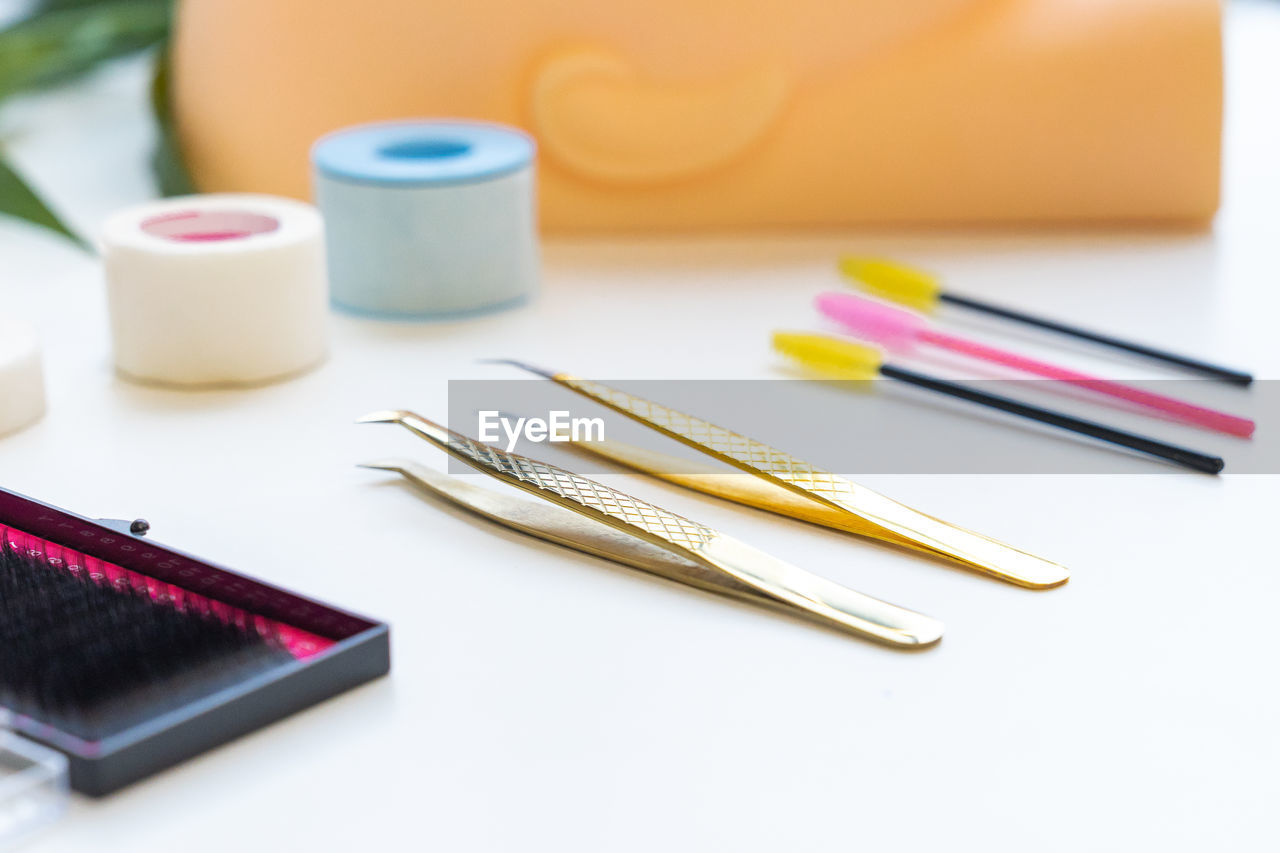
[396,413,719,552]
[360,411,943,647]
[562,379,866,504]
[554,378,1069,589]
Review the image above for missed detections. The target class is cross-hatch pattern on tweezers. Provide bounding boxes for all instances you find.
[446,433,718,551]
[566,380,864,504]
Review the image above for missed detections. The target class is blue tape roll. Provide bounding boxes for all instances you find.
[312,121,539,319]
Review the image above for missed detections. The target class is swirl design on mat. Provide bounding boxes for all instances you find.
[530,46,789,185]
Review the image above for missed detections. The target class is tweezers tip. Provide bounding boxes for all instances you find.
[477,358,557,379]
[357,456,410,470]
[356,410,407,425]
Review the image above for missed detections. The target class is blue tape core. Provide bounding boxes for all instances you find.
[312,121,534,187]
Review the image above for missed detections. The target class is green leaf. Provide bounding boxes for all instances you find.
[149,46,194,196]
[0,153,89,248]
[0,0,172,100]
[33,0,124,12]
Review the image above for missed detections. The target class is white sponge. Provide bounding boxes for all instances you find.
[0,317,46,437]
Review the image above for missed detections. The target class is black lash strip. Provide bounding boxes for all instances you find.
[0,544,292,740]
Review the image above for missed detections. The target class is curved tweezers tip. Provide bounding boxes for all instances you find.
[356,410,410,425]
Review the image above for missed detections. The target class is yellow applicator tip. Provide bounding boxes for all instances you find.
[836,256,942,313]
[772,331,884,380]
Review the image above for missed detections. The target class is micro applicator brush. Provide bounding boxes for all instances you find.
[816,292,1255,438]
[773,331,1226,474]
[838,257,1254,386]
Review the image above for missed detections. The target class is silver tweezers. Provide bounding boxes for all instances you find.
[359,410,943,649]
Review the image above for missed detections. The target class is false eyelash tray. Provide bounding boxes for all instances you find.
[0,487,391,798]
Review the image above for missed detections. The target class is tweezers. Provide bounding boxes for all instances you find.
[483,362,1070,589]
[358,410,943,648]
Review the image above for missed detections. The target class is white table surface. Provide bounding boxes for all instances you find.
[3,3,1278,851]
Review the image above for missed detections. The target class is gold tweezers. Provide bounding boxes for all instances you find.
[484,362,1070,589]
[359,410,943,649]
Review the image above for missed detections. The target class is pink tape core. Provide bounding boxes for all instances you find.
[1,524,332,659]
[140,209,280,243]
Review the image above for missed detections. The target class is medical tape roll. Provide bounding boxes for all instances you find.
[0,317,46,437]
[311,121,538,318]
[101,194,328,387]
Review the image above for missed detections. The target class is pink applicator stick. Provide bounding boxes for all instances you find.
[816,292,1255,438]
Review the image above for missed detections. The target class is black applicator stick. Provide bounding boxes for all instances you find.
[937,291,1254,387]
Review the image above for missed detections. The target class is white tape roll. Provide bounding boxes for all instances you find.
[102,194,328,387]
[0,317,45,438]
